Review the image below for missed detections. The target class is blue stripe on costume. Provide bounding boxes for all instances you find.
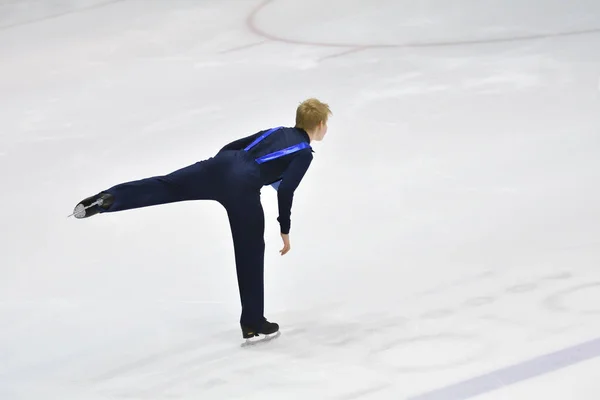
[243,126,284,151]
[244,127,311,191]
[255,142,311,164]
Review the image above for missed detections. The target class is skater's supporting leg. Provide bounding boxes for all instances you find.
[225,192,266,328]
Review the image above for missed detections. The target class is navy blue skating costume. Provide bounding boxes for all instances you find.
[72,126,314,338]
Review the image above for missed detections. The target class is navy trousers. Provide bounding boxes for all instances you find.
[100,150,267,328]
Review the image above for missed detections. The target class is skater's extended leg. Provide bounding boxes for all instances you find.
[72,158,221,218]
[104,175,194,212]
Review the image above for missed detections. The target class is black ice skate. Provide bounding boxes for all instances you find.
[241,319,279,339]
[69,192,114,219]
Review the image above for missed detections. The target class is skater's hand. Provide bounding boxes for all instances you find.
[280,234,291,256]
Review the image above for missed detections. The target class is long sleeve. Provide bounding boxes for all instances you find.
[276,150,313,234]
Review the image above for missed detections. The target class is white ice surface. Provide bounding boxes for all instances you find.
[1,1,600,399]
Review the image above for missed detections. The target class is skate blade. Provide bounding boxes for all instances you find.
[241,331,281,347]
[67,198,105,218]
[67,204,86,219]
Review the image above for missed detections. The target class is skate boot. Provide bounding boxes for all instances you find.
[241,319,279,339]
[71,192,114,219]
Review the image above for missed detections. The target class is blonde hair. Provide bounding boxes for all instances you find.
[295,98,332,131]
